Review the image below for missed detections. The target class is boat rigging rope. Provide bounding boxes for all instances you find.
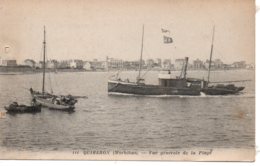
[140,45,154,79]
[109,69,122,80]
[179,61,184,78]
[141,67,152,78]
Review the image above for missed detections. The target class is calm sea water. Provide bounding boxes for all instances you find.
[0,70,255,152]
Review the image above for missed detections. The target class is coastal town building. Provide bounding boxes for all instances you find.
[69,60,77,69]
[193,59,204,70]
[0,54,17,66]
[91,61,107,71]
[204,59,224,69]
[154,58,162,67]
[74,60,84,69]
[46,60,58,69]
[162,59,172,69]
[246,63,255,69]
[232,61,246,69]
[1,59,17,66]
[106,57,124,70]
[146,59,155,68]
[57,60,70,69]
[214,59,224,69]
[204,60,213,69]
[174,59,185,70]
[24,59,36,68]
[83,61,92,71]
[35,62,42,69]
[122,60,142,70]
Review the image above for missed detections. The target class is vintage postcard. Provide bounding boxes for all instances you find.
[0,0,255,161]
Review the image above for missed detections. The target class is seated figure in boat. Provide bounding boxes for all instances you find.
[10,102,18,108]
[54,98,61,105]
[62,95,77,105]
[30,88,33,94]
[31,98,37,106]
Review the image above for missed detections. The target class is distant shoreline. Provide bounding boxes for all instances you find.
[0,66,254,75]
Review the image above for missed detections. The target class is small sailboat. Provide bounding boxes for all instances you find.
[30,26,77,111]
[108,25,201,96]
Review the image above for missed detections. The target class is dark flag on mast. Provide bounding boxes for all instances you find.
[161,28,173,44]
[163,35,173,44]
[161,28,170,33]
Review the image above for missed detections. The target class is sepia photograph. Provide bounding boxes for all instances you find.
[0,0,255,161]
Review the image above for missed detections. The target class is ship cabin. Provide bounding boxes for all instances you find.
[158,72,188,88]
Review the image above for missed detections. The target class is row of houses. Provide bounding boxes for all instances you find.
[190,59,250,70]
[23,59,107,71]
[0,56,17,66]
[144,58,252,70]
[0,56,254,71]
[107,58,252,70]
[21,58,165,71]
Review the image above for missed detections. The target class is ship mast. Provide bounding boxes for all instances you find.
[137,25,144,83]
[207,25,215,84]
[42,26,46,94]
[183,57,189,79]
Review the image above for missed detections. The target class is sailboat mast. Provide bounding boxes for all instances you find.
[207,26,215,83]
[137,25,144,81]
[42,26,46,94]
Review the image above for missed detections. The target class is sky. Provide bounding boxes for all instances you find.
[0,0,255,64]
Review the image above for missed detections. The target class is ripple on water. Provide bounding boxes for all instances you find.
[0,71,255,151]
